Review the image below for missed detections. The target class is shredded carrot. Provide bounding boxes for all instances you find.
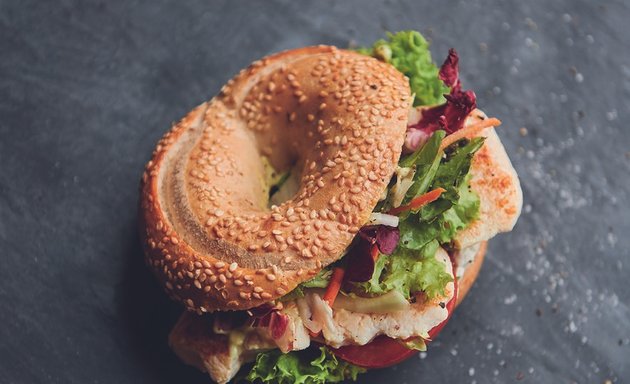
[323,267,345,307]
[388,187,446,216]
[370,244,379,261]
[439,117,501,151]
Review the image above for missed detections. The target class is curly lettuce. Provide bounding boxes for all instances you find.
[358,30,449,106]
[356,239,450,300]
[246,347,365,384]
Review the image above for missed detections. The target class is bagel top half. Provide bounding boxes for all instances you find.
[140,46,411,313]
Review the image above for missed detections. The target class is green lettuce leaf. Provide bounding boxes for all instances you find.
[401,337,428,352]
[400,130,445,206]
[359,30,449,106]
[356,138,484,300]
[356,239,452,300]
[279,268,332,301]
[300,269,332,288]
[246,347,365,384]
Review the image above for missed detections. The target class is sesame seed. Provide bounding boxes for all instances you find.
[254,286,264,293]
[261,292,272,299]
[214,261,225,268]
[266,274,276,281]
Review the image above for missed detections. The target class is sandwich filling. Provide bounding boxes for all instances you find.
[169,31,522,384]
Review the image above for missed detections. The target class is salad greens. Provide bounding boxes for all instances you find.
[358,30,449,106]
[279,268,332,302]
[246,347,365,384]
[355,134,483,301]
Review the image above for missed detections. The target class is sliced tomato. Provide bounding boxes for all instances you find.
[330,257,458,368]
[330,334,417,368]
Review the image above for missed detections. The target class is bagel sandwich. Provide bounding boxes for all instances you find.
[139,30,522,383]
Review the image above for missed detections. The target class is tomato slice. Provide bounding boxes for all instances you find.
[330,258,458,368]
[330,334,417,368]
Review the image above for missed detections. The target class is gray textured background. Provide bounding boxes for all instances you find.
[1,1,629,383]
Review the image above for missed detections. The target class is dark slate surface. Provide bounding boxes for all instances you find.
[1,0,628,383]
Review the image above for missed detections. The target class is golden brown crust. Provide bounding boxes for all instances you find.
[140,46,411,313]
[455,241,486,307]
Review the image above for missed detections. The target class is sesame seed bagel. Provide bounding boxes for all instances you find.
[140,46,411,313]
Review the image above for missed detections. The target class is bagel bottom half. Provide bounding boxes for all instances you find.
[168,242,488,382]
[456,241,486,307]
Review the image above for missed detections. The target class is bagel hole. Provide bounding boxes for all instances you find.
[263,156,301,207]
[268,167,301,207]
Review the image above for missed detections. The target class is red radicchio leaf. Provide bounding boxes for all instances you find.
[441,88,476,134]
[344,237,375,283]
[248,303,276,319]
[405,48,477,152]
[438,48,460,88]
[248,303,289,340]
[345,225,400,282]
[269,312,289,339]
[404,127,432,153]
[374,226,401,254]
